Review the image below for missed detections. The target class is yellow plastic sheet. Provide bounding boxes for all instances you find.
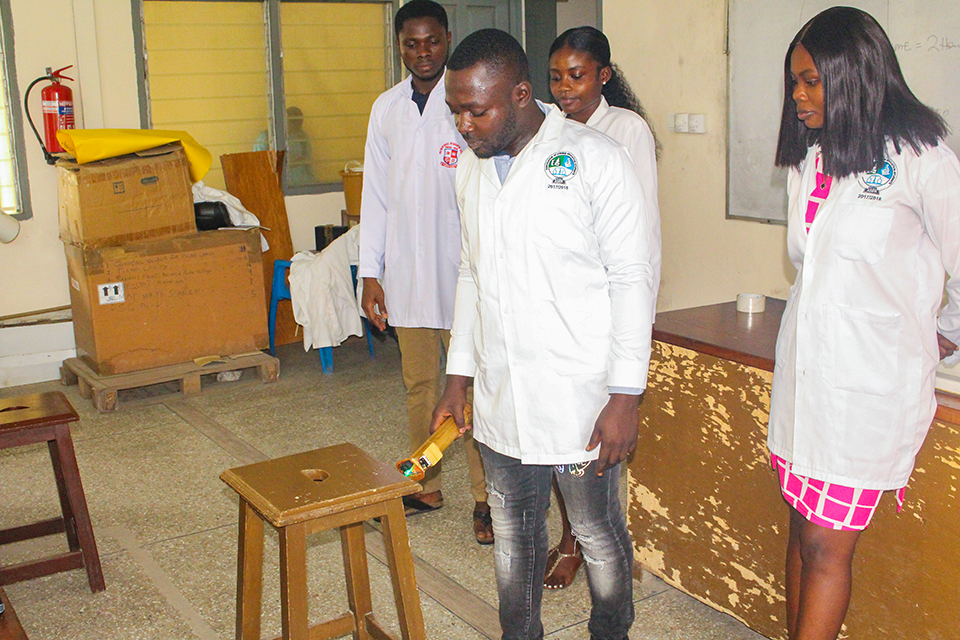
[57,129,212,183]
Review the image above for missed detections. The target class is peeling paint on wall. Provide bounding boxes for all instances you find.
[628,478,670,519]
[629,341,960,640]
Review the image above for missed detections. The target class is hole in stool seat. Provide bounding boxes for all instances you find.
[301,469,330,482]
[0,406,29,412]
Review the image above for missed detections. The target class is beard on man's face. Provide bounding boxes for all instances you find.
[470,105,520,159]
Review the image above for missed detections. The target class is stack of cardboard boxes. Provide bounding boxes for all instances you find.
[58,144,269,376]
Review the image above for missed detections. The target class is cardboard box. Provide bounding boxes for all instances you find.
[58,144,196,247]
[65,229,268,375]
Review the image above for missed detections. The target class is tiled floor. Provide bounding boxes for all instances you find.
[0,337,767,639]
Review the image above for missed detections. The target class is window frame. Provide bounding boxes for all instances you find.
[0,0,32,220]
[133,0,399,195]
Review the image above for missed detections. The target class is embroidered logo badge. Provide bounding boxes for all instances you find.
[440,142,461,168]
[857,159,897,200]
[544,152,578,187]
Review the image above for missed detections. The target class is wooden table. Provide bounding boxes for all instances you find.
[628,300,960,639]
[650,298,784,370]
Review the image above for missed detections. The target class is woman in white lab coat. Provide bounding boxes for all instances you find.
[770,7,960,639]
[543,26,662,590]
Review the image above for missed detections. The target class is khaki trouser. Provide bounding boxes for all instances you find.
[395,327,487,501]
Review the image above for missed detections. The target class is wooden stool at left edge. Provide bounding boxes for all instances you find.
[0,392,105,593]
[220,443,426,640]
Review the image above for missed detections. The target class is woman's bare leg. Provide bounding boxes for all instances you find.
[788,507,862,640]
[786,507,803,638]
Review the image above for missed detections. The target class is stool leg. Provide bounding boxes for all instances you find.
[51,424,105,593]
[47,440,80,552]
[341,522,373,640]
[236,501,264,640]
[381,499,426,640]
[279,522,309,640]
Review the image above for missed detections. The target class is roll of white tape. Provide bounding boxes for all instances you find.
[736,293,765,313]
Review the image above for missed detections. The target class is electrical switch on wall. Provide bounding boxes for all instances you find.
[689,114,706,134]
[670,113,707,134]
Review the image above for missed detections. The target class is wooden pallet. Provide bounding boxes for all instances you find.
[59,352,280,412]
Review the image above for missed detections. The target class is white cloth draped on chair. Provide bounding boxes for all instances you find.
[288,225,364,350]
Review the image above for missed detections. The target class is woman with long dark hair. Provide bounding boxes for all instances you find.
[543,26,662,590]
[771,7,960,639]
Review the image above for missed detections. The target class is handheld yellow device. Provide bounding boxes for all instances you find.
[396,405,473,482]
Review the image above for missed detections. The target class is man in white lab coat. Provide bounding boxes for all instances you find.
[434,29,660,640]
[358,0,491,542]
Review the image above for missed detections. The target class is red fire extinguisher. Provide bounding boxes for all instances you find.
[25,65,75,164]
[41,66,74,153]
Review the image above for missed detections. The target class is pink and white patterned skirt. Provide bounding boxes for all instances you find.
[771,454,905,531]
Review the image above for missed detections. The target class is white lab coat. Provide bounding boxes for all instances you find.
[447,106,661,465]
[586,98,660,314]
[769,141,960,490]
[357,72,465,329]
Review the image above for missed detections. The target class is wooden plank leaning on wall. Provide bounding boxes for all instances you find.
[221,151,300,350]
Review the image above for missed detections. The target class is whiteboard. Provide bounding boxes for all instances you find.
[727,0,960,223]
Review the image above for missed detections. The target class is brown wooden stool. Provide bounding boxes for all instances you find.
[0,392,104,593]
[220,443,426,640]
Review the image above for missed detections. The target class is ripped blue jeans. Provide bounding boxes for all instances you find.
[479,443,634,640]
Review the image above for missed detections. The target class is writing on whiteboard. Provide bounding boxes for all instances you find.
[893,35,960,53]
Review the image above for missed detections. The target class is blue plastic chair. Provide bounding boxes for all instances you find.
[268,260,374,373]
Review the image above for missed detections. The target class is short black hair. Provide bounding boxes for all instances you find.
[447,28,529,84]
[395,0,448,38]
[775,6,948,178]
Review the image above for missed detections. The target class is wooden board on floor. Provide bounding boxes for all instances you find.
[220,150,299,350]
[60,353,279,413]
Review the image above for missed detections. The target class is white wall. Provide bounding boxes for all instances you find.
[0,321,75,386]
[286,191,347,253]
[557,0,598,32]
[0,0,343,319]
[2,0,84,318]
[1,0,795,321]
[604,0,795,311]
